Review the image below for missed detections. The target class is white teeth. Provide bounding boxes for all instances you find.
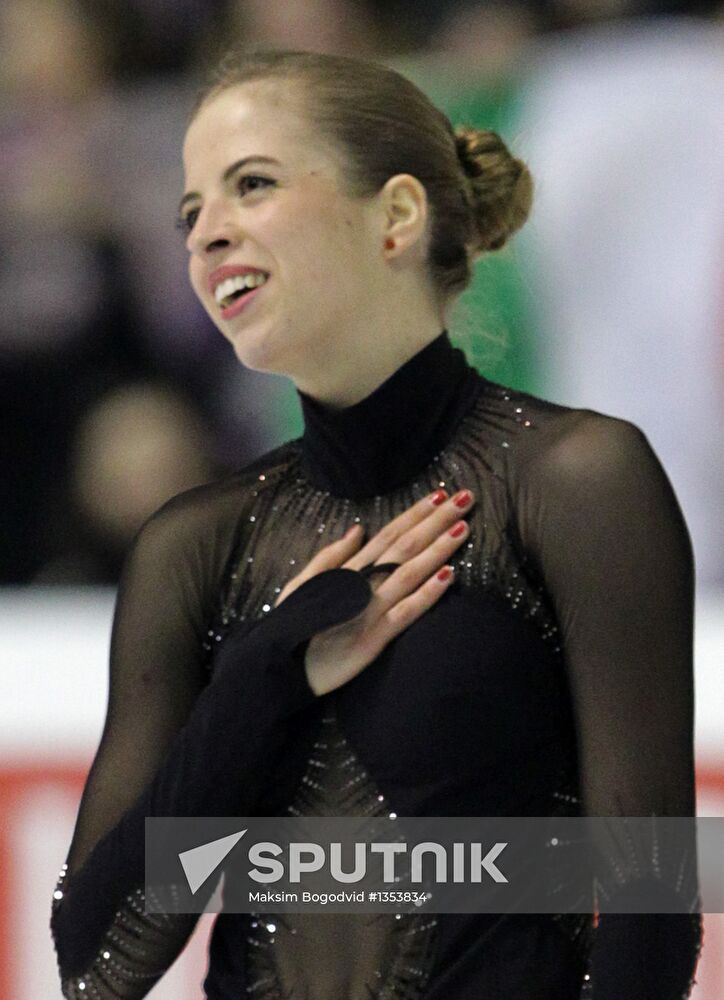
[214,272,268,307]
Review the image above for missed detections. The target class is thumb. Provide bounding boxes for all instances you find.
[304,523,366,574]
[323,523,366,565]
[275,524,365,605]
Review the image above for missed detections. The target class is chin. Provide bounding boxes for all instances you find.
[227,322,289,376]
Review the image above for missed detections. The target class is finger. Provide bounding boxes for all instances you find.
[275,525,365,605]
[364,562,456,654]
[342,489,448,572]
[346,488,474,577]
[379,489,474,566]
[373,515,470,608]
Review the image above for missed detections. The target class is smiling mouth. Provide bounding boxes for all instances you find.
[214,272,269,309]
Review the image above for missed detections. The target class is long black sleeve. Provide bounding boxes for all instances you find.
[49,358,707,998]
[513,412,702,998]
[50,488,373,996]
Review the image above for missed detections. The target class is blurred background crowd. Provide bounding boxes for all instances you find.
[3,4,723,995]
[2,0,723,587]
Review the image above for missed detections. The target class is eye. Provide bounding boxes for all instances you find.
[236,174,274,196]
[175,207,199,235]
[174,176,275,237]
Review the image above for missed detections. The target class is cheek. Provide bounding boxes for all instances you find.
[188,256,206,303]
[287,210,363,291]
[286,185,363,257]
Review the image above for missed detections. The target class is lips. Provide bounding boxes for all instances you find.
[218,278,267,320]
[206,264,271,321]
[207,264,269,298]
[215,271,268,307]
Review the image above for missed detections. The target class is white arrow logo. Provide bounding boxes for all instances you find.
[179,829,247,894]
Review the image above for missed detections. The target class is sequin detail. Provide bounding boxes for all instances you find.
[204,380,558,662]
[52,873,197,998]
[244,706,439,999]
[52,373,703,996]
[199,377,668,999]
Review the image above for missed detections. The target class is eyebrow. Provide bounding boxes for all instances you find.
[178,156,282,214]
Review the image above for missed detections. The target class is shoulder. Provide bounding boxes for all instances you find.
[128,437,300,568]
[485,388,694,578]
[498,391,690,551]
[478,377,657,491]
[527,408,653,489]
[469,378,679,524]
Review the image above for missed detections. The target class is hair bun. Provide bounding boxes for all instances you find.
[454,125,534,253]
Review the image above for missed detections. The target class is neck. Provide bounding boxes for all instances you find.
[296,329,482,499]
[289,284,445,408]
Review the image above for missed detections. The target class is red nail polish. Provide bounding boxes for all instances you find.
[449,522,466,537]
[430,489,447,506]
[437,566,453,582]
[454,490,472,508]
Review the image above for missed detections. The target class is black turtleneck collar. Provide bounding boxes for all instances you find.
[296,330,482,499]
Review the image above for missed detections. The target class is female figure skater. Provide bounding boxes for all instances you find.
[51,49,702,999]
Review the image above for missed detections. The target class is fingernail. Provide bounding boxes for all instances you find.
[429,489,447,506]
[344,524,361,538]
[449,521,466,537]
[453,490,472,508]
[437,565,454,582]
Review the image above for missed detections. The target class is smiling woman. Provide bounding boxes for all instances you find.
[171,49,532,395]
[49,48,702,1000]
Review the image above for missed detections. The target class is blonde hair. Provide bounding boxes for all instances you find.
[192,48,534,307]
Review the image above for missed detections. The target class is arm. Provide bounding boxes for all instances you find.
[515,413,702,998]
[50,494,373,996]
[50,497,213,998]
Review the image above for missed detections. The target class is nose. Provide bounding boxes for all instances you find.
[187,198,239,257]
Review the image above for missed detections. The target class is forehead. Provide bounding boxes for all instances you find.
[183,81,336,178]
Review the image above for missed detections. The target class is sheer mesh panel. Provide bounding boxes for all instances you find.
[51,375,702,999]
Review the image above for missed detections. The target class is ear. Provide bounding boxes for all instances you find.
[379,174,428,256]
